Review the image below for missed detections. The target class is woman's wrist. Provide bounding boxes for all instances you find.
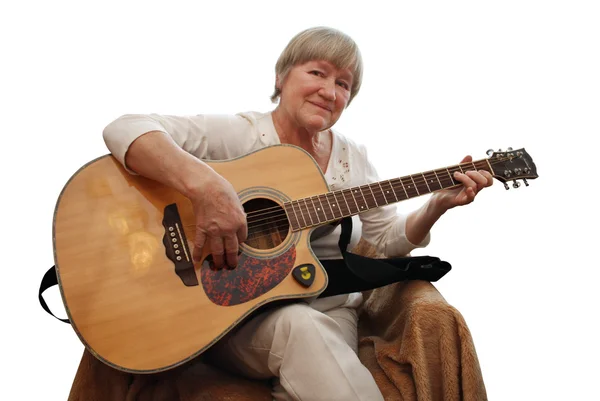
[429,193,450,217]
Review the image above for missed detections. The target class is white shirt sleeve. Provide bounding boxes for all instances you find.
[355,144,431,257]
[102,113,265,172]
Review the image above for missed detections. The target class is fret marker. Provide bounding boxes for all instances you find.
[333,204,337,207]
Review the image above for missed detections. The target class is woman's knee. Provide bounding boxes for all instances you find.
[270,303,338,340]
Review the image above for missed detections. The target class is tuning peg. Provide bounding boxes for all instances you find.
[512,180,521,188]
[504,182,510,190]
[523,179,529,187]
[507,147,513,151]
[486,149,495,156]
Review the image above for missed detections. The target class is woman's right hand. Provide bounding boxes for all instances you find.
[117,130,247,269]
[189,173,248,269]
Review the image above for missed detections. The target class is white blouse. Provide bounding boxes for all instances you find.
[103,110,430,310]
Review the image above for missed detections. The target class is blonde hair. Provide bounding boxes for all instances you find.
[271,26,363,106]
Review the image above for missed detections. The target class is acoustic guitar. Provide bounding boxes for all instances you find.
[52,145,537,373]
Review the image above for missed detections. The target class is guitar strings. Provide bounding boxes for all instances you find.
[184,156,514,225]
[182,224,290,243]
[269,157,525,231]
[184,156,527,235]
[184,156,520,234]
[242,155,519,219]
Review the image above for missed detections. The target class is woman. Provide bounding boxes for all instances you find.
[103,26,492,401]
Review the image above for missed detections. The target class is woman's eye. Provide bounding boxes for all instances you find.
[310,70,323,76]
[337,81,350,90]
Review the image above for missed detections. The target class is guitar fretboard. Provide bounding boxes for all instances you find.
[284,159,491,231]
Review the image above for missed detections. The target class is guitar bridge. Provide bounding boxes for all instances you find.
[162,203,198,287]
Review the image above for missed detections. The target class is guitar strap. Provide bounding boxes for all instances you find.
[317,217,451,298]
[38,217,451,323]
[38,264,69,323]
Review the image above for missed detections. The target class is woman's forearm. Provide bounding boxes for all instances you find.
[405,195,446,246]
[124,130,217,199]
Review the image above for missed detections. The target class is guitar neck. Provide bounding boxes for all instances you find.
[284,158,492,231]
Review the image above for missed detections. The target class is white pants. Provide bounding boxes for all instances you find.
[207,302,384,401]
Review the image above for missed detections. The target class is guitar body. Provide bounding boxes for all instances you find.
[53,145,330,373]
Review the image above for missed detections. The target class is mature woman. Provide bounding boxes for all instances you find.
[103,26,492,401]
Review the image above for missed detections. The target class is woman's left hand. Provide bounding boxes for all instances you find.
[432,155,494,213]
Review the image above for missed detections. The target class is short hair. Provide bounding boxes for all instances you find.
[271,26,363,106]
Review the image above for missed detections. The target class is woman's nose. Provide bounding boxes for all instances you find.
[319,79,336,101]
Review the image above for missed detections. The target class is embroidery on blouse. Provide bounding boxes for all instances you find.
[328,137,350,190]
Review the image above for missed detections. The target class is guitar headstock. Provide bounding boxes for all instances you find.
[486,148,538,190]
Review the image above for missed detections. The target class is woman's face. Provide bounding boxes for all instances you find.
[277,60,353,133]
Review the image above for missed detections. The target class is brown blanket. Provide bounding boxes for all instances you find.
[68,242,487,401]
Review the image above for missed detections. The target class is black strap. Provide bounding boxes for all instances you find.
[318,217,451,298]
[39,265,70,324]
[39,218,449,321]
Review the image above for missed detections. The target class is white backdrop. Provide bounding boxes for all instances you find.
[2,1,599,400]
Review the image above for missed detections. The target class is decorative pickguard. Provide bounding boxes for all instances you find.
[201,246,297,306]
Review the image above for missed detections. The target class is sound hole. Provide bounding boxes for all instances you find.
[243,198,289,250]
